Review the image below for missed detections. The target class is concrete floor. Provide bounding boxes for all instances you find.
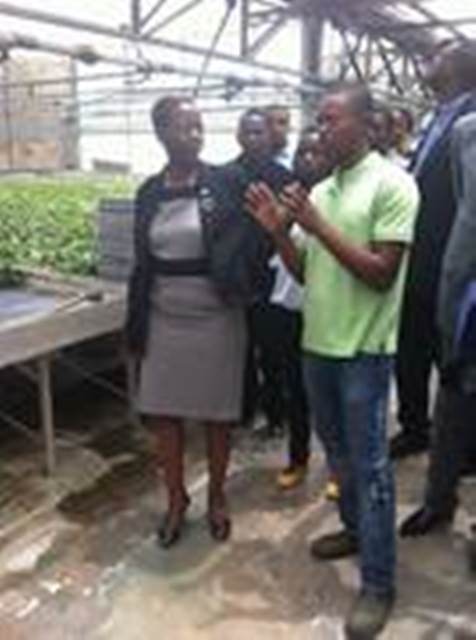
[0,396,475,640]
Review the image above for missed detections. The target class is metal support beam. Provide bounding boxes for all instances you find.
[247,13,289,59]
[338,33,363,81]
[194,2,235,96]
[375,40,404,95]
[340,30,365,82]
[363,36,373,81]
[38,355,55,476]
[0,29,316,98]
[301,7,325,124]
[131,0,141,36]
[0,2,311,83]
[144,0,205,38]
[62,58,80,169]
[139,0,169,29]
[1,62,14,169]
[240,0,250,58]
[387,17,476,33]
[405,0,466,43]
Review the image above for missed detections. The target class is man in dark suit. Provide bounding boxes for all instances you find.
[391,40,476,459]
[400,112,476,537]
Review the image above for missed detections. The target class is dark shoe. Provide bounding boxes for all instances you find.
[390,431,429,459]
[208,513,231,542]
[400,506,455,538]
[310,530,358,561]
[468,523,476,576]
[460,457,476,477]
[157,494,191,549]
[345,590,394,639]
[264,421,285,438]
[208,493,231,542]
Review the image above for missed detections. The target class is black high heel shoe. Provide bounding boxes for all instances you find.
[157,494,191,549]
[207,494,231,542]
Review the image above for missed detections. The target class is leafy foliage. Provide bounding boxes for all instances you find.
[0,177,134,277]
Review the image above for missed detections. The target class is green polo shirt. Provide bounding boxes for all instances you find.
[301,151,419,357]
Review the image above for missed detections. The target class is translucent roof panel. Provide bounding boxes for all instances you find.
[11,0,129,29]
[418,0,476,21]
[395,0,476,39]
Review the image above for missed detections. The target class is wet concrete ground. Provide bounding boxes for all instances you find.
[0,393,475,640]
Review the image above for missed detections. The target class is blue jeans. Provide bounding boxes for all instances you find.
[303,353,396,596]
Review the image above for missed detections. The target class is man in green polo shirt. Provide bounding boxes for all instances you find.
[246,84,419,639]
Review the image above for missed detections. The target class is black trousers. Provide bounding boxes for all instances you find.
[396,284,440,437]
[243,302,310,465]
[425,379,476,512]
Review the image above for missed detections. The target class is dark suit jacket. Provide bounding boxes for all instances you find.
[406,91,476,303]
[439,113,476,367]
[224,154,294,302]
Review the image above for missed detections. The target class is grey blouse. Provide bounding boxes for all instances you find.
[148,197,204,260]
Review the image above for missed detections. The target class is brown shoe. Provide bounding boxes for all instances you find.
[276,464,308,490]
[324,478,340,502]
[310,529,358,561]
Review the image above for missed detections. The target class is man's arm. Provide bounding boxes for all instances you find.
[246,183,304,282]
[271,228,304,283]
[281,184,407,291]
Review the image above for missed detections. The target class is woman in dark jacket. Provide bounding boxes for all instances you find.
[126,96,248,548]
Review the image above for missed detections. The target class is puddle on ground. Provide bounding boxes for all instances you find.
[87,425,146,459]
[0,470,48,534]
[58,455,156,524]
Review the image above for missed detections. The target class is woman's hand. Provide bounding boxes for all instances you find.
[281,183,319,235]
[246,182,285,236]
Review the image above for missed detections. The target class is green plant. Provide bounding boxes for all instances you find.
[0,176,134,277]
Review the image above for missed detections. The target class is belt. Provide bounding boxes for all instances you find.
[151,256,209,276]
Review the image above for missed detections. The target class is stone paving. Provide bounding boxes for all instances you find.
[0,399,475,640]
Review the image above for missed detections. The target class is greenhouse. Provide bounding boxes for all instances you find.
[0,2,475,638]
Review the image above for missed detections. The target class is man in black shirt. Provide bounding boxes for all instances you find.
[230,108,294,433]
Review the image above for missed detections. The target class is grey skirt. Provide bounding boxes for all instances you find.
[138,275,246,421]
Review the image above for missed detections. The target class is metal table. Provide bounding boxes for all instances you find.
[0,271,128,475]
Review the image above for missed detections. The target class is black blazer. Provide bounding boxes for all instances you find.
[125,162,274,355]
[406,91,476,301]
[439,114,476,366]
[222,154,294,303]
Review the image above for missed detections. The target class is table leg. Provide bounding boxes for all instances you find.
[38,355,56,475]
[126,356,141,428]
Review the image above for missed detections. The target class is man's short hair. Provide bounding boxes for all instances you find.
[241,107,267,120]
[373,102,394,127]
[300,124,320,137]
[431,39,476,91]
[326,83,374,119]
[265,104,289,114]
[449,40,476,90]
[394,107,414,133]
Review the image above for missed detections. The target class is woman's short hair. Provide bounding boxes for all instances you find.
[151,96,189,137]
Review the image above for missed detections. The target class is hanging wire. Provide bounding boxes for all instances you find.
[193,1,236,98]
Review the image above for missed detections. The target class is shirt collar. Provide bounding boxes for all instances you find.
[334,150,378,182]
[437,91,472,115]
